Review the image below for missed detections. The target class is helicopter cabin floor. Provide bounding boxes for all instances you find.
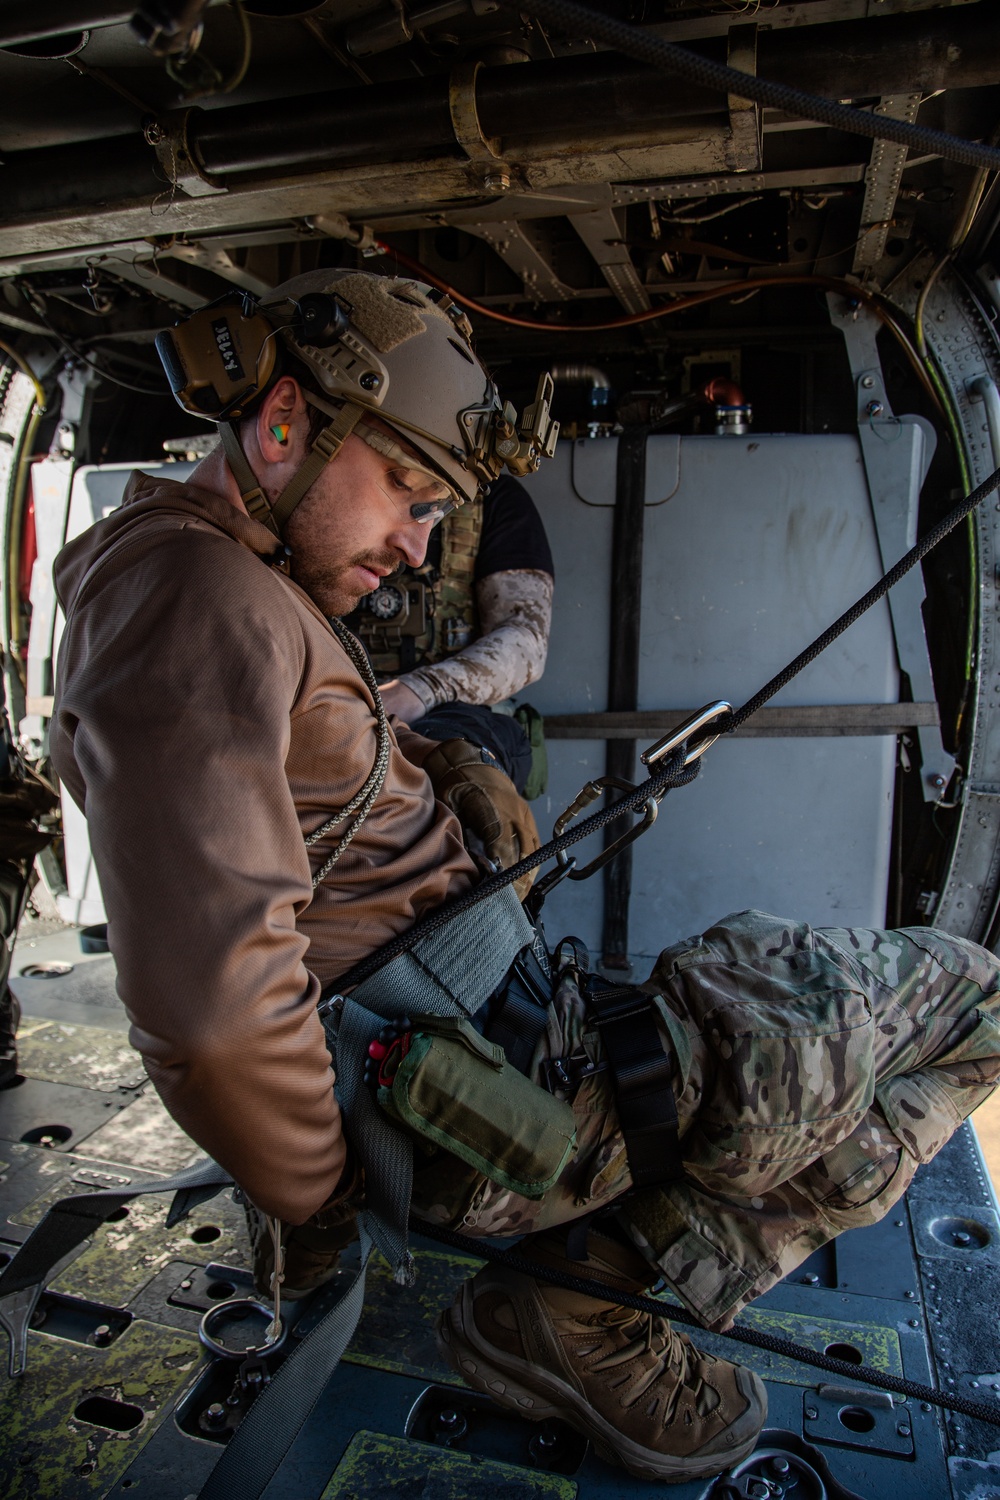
[2,925,1000,1500]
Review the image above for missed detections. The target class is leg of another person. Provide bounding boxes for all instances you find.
[622,912,1000,1330]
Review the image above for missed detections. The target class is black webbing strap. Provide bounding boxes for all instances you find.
[587,982,683,1190]
[484,943,552,1073]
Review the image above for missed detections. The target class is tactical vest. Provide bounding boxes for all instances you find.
[354,502,483,677]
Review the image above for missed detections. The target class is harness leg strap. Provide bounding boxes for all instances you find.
[587,983,684,1191]
[485,943,552,1073]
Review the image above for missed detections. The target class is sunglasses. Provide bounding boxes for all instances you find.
[356,424,461,526]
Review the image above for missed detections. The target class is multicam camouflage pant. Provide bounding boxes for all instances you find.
[411,909,1000,1330]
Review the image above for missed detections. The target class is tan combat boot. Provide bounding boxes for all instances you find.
[436,1225,766,1483]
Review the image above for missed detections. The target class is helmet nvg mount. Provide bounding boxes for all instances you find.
[154,270,559,538]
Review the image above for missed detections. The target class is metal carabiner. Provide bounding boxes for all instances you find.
[641,700,733,770]
[549,774,659,884]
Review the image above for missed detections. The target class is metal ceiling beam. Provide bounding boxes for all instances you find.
[463,221,575,302]
[0,3,133,48]
[852,94,922,276]
[95,256,205,309]
[612,164,867,206]
[0,5,996,213]
[567,208,650,315]
[164,242,273,297]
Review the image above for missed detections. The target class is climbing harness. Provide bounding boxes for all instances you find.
[585,978,685,1193]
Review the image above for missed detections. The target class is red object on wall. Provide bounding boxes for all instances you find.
[701,377,746,407]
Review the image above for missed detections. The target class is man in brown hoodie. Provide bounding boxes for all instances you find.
[50,271,1000,1486]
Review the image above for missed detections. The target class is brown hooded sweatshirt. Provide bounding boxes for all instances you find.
[51,471,476,1223]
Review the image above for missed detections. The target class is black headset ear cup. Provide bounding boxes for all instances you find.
[293,294,349,349]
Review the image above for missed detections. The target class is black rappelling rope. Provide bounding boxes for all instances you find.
[508,0,1000,173]
[329,460,1000,995]
[415,1218,1000,1431]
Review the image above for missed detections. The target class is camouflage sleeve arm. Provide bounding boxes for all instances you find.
[400,569,553,709]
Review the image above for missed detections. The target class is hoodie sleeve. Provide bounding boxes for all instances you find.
[51,526,345,1224]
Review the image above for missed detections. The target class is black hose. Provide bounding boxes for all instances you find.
[509,0,1000,173]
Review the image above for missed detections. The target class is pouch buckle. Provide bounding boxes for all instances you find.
[542,1053,606,1094]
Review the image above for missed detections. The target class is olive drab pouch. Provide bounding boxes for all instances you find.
[514,702,548,801]
[374,1015,577,1198]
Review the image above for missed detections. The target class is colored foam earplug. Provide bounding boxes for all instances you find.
[271,424,290,444]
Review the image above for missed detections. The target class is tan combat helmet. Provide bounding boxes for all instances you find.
[154,269,558,538]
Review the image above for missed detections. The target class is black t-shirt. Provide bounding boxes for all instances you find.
[473,472,554,582]
[344,473,553,639]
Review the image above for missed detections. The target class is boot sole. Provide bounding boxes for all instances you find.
[436,1284,767,1484]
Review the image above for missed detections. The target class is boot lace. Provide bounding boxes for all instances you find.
[583,1304,710,1424]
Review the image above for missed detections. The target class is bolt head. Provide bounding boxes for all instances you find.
[483,168,511,193]
[805,1405,819,1420]
[928,773,947,790]
[861,375,875,389]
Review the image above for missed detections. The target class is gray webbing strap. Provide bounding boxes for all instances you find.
[195,885,533,1498]
[197,1223,375,1500]
[326,882,534,1284]
[219,423,273,529]
[0,1156,232,1376]
[269,401,364,534]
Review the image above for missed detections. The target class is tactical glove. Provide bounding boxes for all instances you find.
[423,738,540,901]
[244,1147,363,1300]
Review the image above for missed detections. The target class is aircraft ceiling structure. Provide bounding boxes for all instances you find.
[0,0,997,363]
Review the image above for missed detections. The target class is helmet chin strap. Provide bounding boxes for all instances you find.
[219,394,365,539]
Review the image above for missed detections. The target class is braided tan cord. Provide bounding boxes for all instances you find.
[306,620,391,888]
